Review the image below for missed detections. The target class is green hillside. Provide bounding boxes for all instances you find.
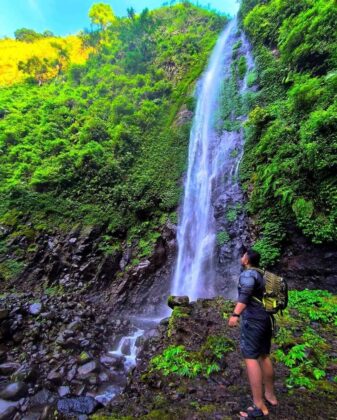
[239,0,337,266]
[0,4,226,280]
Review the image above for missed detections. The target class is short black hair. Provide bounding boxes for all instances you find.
[246,249,261,267]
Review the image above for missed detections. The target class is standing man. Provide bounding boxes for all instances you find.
[228,249,278,419]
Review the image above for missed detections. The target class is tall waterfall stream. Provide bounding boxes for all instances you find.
[100,19,255,405]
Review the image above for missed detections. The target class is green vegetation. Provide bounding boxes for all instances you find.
[216,230,230,245]
[217,43,246,132]
[0,4,227,279]
[239,0,337,265]
[14,28,54,42]
[149,334,234,378]
[275,290,337,391]
[167,305,191,337]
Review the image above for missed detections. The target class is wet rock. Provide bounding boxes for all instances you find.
[77,361,99,378]
[58,386,70,397]
[12,364,39,382]
[57,396,100,415]
[0,309,9,321]
[0,402,17,420]
[99,355,116,367]
[29,389,56,407]
[0,362,20,376]
[152,239,166,268]
[167,295,189,309]
[66,365,77,382]
[0,382,28,401]
[159,317,170,326]
[120,338,132,356]
[29,303,42,316]
[40,405,55,420]
[98,372,109,382]
[67,320,82,332]
[47,370,63,385]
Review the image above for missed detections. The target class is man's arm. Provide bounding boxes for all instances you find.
[228,302,246,327]
[228,270,255,327]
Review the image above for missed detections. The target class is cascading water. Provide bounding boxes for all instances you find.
[99,19,255,405]
[172,20,255,300]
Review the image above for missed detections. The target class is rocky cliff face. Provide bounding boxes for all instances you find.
[274,227,337,293]
[0,221,177,419]
[0,203,336,419]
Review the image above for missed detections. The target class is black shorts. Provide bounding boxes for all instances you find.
[240,316,272,359]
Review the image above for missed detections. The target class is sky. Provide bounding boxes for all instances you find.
[0,0,240,38]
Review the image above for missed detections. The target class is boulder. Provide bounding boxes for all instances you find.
[57,396,100,415]
[167,296,189,309]
[12,364,39,382]
[0,363,20,376]
[0,382,28,401]
[47,370,63,385]
[0,400,17,420]
[29,303,42,316]
[77,361,100,378]
[58,386,70,397]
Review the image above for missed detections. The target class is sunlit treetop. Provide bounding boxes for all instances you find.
[88,3,117,30]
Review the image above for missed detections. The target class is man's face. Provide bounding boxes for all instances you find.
[241,252,249,267]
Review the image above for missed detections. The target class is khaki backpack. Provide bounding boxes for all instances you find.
[252,268,288,314]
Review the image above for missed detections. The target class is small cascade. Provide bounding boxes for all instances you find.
[109,327,144,371]
[95,319,159,405]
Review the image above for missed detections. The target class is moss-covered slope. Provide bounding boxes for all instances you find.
[0,4,227,283]
[238,0,337,266]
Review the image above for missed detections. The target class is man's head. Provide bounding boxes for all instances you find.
[241,248,261,268]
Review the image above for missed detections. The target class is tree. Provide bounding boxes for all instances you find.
[50,42,70,75]
[127,7,136,20]
[17,56,50,85]
[43,30,54,38]
[14,28,42,43]
[89,3,117,30]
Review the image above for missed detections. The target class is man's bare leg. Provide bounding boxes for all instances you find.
[239,359,269,417]
[260,355,278,405]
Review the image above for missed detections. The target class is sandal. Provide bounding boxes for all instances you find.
[265,397,278,408]
[239,405,268,419]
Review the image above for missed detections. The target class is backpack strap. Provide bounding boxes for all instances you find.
[247,267,265,306]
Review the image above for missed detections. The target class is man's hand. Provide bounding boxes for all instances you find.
[228,315,240,327]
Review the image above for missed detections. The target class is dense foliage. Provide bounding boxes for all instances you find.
[239,0,337,266]
[275,289,337,390]
[0,36,89,85]
[0,4,227,280]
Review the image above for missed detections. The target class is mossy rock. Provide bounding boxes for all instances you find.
[167,295,190,309]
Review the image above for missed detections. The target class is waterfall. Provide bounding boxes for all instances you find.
[99,20,255,406]
[171,19,237,300]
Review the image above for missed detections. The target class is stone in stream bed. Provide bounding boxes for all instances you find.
[57,396,101,415]
[77,361,100,378]
[0,382,28,401]
[0,363,20,376]
[29,303,42,316]
[0,400,18,420]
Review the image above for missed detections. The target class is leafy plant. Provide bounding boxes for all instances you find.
[216,230,230,245]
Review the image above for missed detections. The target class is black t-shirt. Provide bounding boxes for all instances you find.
[237,268,269,320]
